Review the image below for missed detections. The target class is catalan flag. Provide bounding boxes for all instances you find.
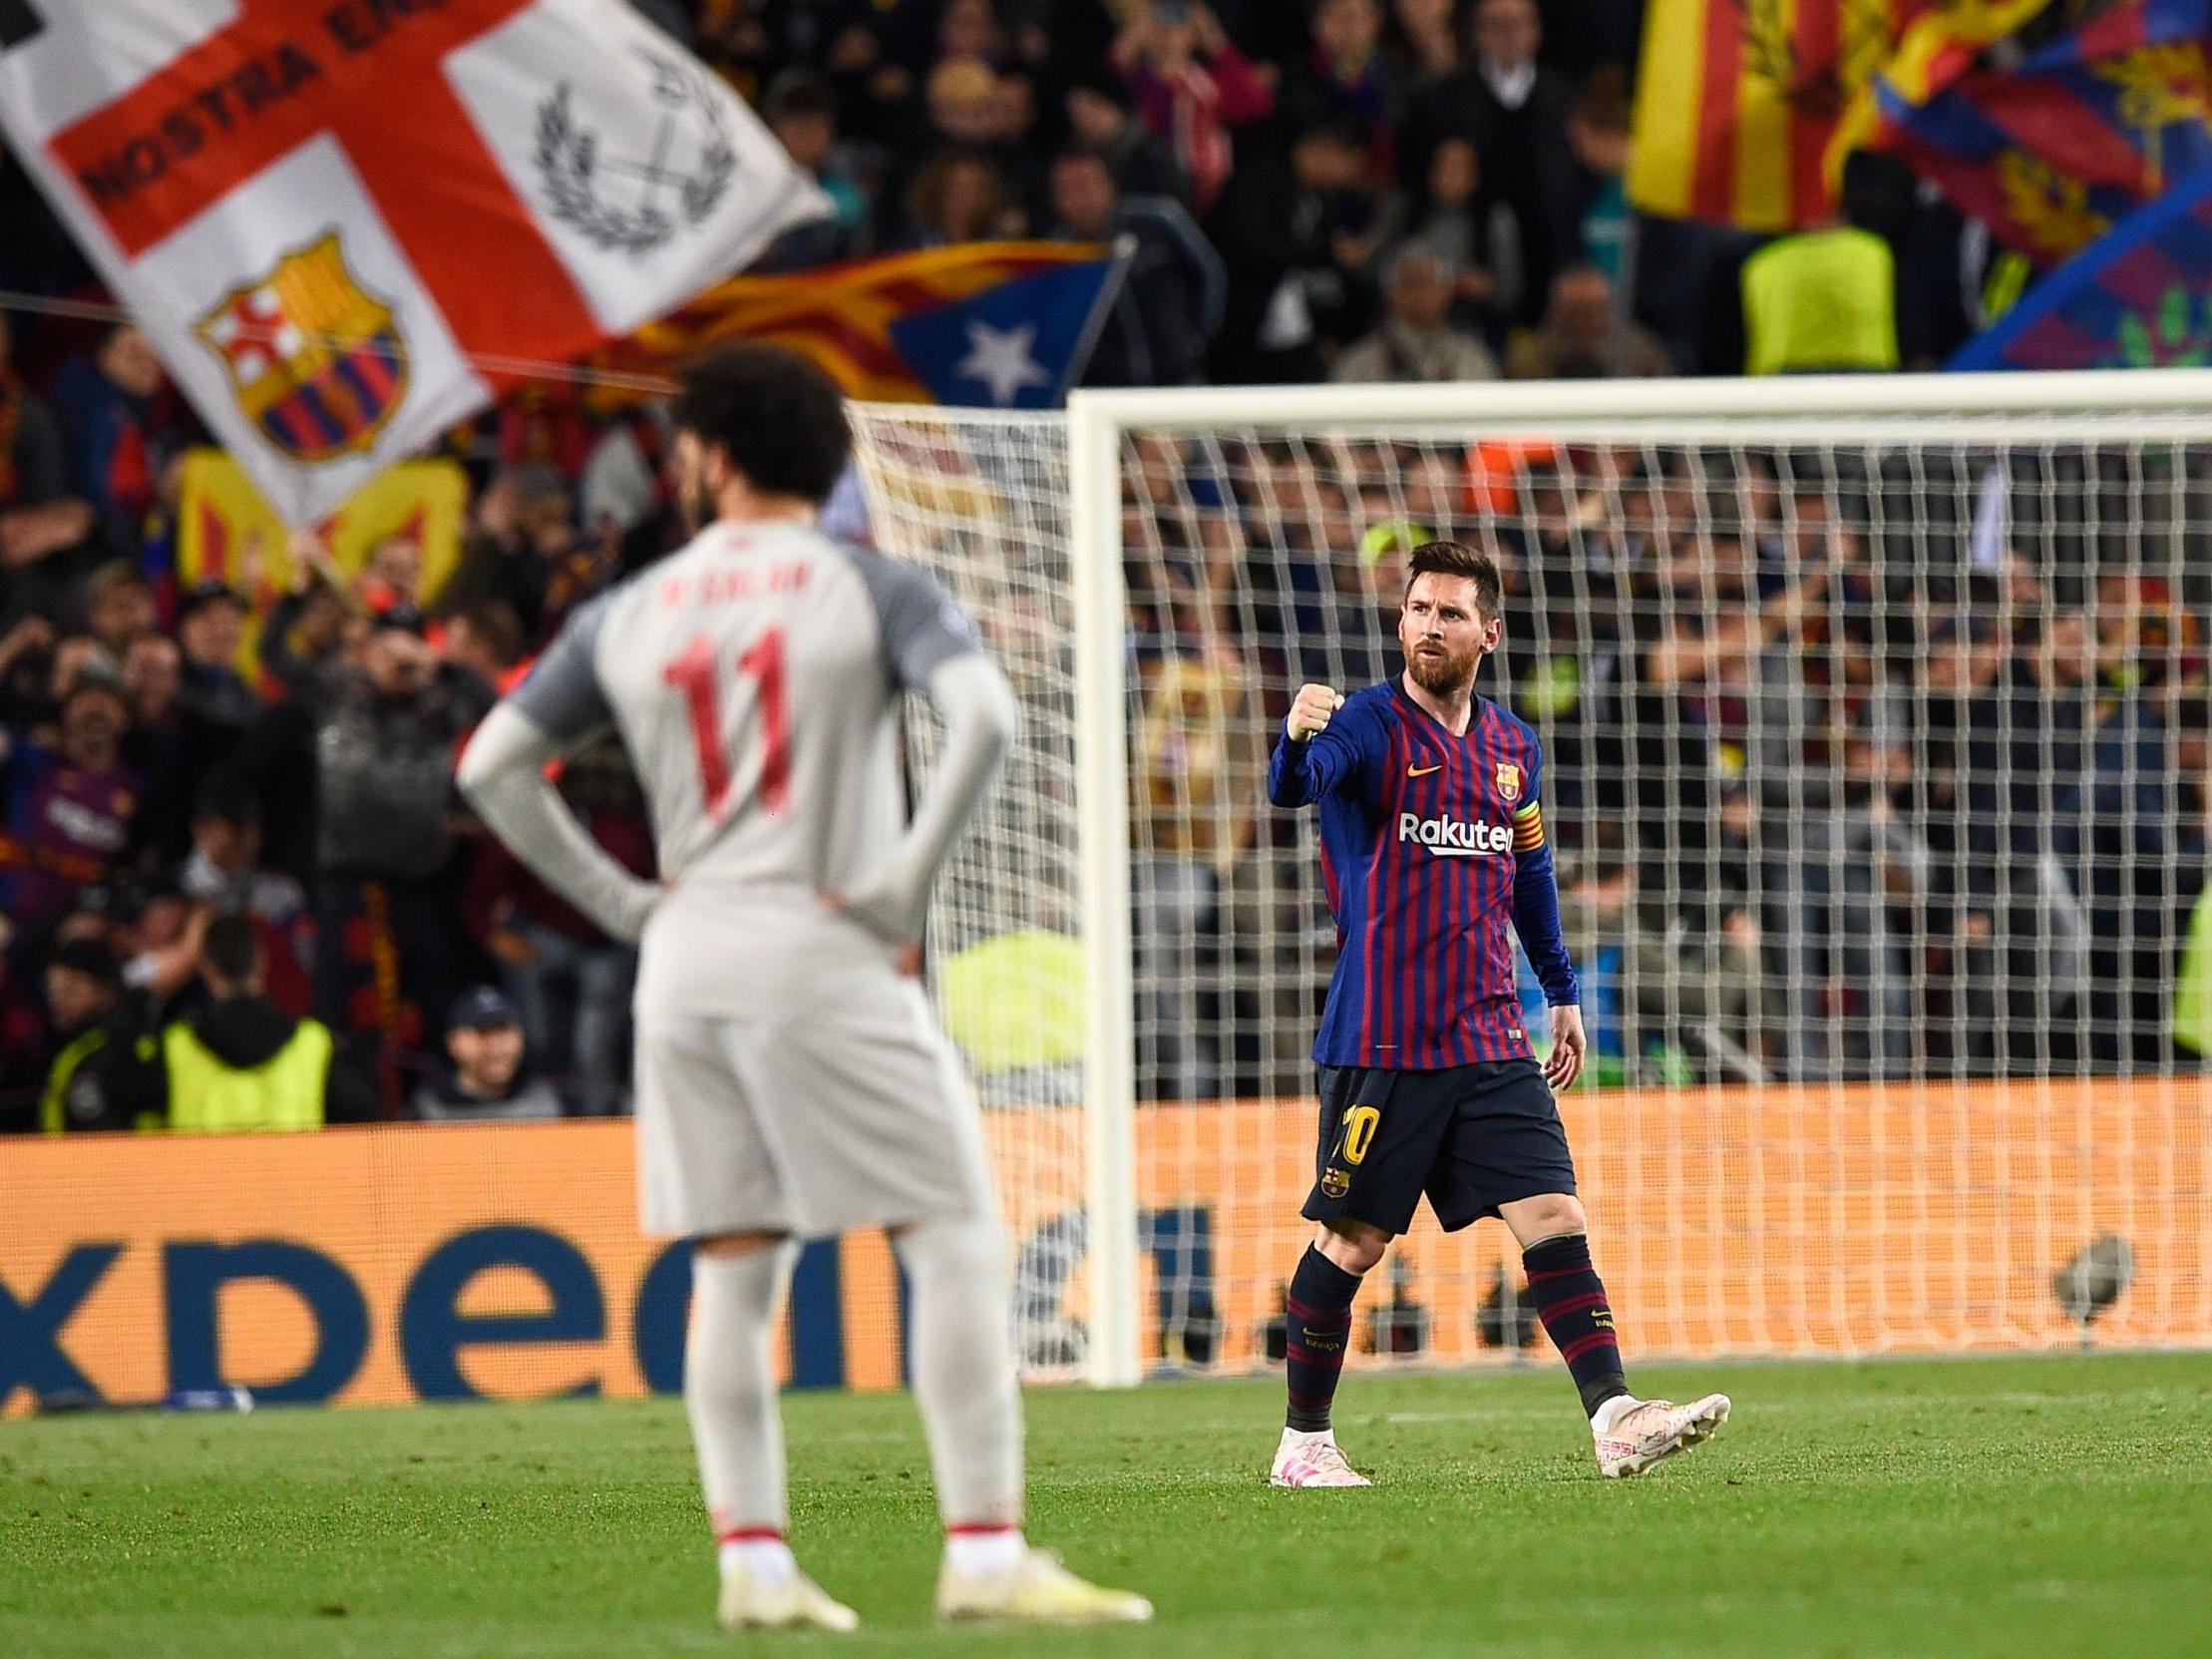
[590,241,1125,409]
[1629,0,1933,231]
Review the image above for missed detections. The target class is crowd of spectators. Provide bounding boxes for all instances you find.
[0,0,2204,1128]
[0,295,665,1129]
[695,0,1960,379]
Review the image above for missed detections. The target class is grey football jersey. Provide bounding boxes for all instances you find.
[511,520,980,900]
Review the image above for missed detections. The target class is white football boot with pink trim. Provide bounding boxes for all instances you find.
[1270,1428,1372,1487]
[1594,1393,1732,1477]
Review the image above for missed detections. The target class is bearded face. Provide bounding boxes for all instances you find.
[1398,571,1498,696]
[673,431,721,535]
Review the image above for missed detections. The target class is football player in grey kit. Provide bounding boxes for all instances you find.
[458,344,1149,1632]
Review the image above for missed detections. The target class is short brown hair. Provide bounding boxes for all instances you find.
[1406,540,1502,619]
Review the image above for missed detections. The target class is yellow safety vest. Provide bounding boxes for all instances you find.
[163,1020,334,1132]
[40,1030,108,1134]
[1741,227,1901,376]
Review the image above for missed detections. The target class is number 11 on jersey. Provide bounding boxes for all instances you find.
[662,628,790,819]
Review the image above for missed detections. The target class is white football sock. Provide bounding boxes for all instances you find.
[1591,1394,1644,1435]
[943,1526,1027,1577]
[893,1216,1025,1540]
[686,1243,800,1563]
[718,1534,799,1589]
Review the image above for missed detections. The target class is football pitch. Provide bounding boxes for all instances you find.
[4,1353,2207,1659]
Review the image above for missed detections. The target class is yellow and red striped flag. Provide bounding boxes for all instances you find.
[1630,0,1927,231]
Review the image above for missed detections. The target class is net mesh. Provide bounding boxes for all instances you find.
[849,400,2212,1378]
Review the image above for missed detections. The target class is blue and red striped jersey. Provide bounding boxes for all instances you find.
[1268,679,1579,1068]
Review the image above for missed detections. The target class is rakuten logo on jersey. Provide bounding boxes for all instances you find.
[1397,814,1512,857]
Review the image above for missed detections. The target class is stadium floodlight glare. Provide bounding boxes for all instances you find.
[850,370,2212,1389]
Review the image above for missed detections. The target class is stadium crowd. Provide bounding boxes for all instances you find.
[0,0,2205,1128]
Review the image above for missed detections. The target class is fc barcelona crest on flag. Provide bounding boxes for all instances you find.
[193,233,407,464]
[1494,761,1523,803]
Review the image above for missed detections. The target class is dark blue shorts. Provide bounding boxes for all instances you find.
[1302,1058,1578,1236]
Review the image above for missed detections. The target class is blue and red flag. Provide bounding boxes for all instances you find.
[589,240,1127,408]
[1950,162,2212,367]
[1852,0,2212,262]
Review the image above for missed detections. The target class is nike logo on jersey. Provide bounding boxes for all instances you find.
[1407,763,1443,777]
[1398,813,1511,856]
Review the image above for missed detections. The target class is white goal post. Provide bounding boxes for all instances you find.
[851,370,2212,1390]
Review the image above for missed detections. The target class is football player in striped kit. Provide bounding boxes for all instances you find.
[1263,540,1728,1487]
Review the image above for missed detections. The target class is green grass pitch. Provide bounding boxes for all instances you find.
[4,1353,2208,1659]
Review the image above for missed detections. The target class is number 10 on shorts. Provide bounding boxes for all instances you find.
[1339,1105,1379,1166]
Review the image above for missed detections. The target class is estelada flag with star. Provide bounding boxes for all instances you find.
[587,239,1129,410]
[0,0,828,526]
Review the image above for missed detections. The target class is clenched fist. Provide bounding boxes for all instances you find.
[1287,682,1344,741]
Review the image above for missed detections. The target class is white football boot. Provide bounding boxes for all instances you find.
[1594,1393,1732,1477]
[936,1548,1154,1625]
[1269,1427,1372,1487]
[716,1560,861,1633]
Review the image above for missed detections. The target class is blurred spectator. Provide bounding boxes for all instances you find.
[0,673,140,939]
[884,58,1042,240]
[1114,2,1274,218]
[1332,243,1500,382]
[1049,148,1225,388]
[435,463,573,642]
[181,777,304,923]
[119,628,190,863]
[1274,0,1397,177]
[1401,137,1508,335]
[48,324,183,559]
[355,533,423,617]
[176,579,258,728]
[902,146,1020,247]
[1133,644,1267,1098]
[412,987,563,1121]
[83,562,156,658]
[1,312,99,626]
[34,935,161,1133]
[1063,66,1188,201]
[762,70,874,262]
[439,600,529,699]
[0,608,55,723]
[162,915,375,1129]
[310,606,481,1108]
[465,736,648,1113]
[1388,0,1467,87]
[258,555,359,707]
[1507,263,1673,378]
[1211,120,1378,381]
[1399,0,1579,327]
[178,777,313,1018]
[1566,68,1632,285]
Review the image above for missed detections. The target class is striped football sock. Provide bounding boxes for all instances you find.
[1523,1232,1631,1419]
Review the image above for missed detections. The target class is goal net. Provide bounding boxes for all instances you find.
[849,377,2212,1385]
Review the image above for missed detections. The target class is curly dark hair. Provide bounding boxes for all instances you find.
[672,342,851,505]
[1406,539,1502,619]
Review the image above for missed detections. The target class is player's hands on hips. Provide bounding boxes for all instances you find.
[1543,1005,1587,1092]
[824,882,925,977]
[1287,683,1344,741]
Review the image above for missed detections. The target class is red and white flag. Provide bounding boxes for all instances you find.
[0,0,828,524]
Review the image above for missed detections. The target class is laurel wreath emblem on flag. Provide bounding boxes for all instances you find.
[533,51,737,257]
